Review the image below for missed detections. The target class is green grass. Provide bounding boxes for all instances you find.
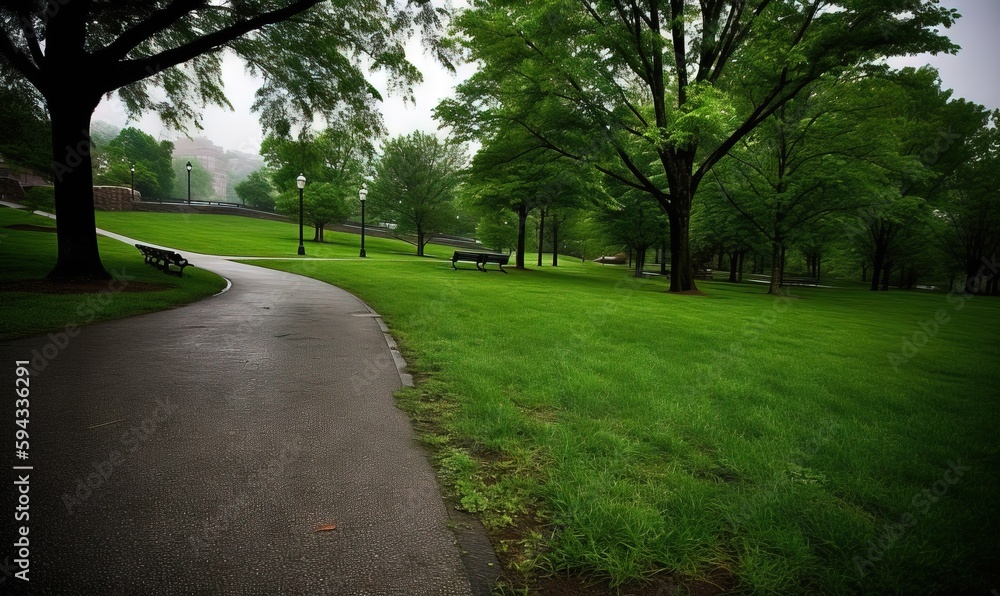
[94,211,461,259]
[0,208,227,340]
[245,256,999,594]
[18,210,999,593]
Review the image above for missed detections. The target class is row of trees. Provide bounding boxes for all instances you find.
[428,1,997,296]
[2,0,995,296]
[1,0,452,280]
[434,0,963,293]
[235,129,467,255]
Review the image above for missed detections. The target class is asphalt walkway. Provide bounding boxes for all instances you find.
[1,222,497,594]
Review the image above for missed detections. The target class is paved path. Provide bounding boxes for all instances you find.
[1,225,496,594]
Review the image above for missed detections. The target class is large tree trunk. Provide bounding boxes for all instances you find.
[767,241,784,295]
[728,251,738,283]
[633,245,647,277]
[881,260,892,291]
[736,251,745,282]
[870,248,886,291]
[515,203,528,269]
[46,92,111,281]
[417,226,425,257]
[667,197,696,292]
[551,213,559,266]
[869,221,893,291]
[537,208,546,267]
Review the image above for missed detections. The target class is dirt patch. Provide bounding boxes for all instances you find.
[4,224,56,233]
[0,279,172,294]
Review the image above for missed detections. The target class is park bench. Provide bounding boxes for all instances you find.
[135,244,191,277]
[452,250,509,273]
[694,268,713,280]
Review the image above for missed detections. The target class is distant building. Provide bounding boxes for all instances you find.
[172,136,228,200]
[171,137,265,202]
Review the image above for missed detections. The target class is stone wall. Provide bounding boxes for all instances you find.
[93,186,140,211]
[0,177,27,203]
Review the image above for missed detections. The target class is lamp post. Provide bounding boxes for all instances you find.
[130,164,135,200]
[359,182,368,257]
[297,173,306,255]
[186,161,192,204]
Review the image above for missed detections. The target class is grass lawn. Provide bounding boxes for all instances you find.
[0,208,227,340]
[94,211,460,259]
[14,210,997,593]
[245,256,1000,594]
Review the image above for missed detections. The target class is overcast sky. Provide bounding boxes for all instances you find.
[92,0,1000,155]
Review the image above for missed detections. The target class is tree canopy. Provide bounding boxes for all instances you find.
[437,0,960,291]
[263,126,370,241]
[94,127,175,198]
[0,0,452,279]
[235,169,276,211]
[368,131,467,256]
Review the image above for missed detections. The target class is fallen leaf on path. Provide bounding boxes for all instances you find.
[315,524,338,532]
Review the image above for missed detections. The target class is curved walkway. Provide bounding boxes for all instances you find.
[1,226,496,594]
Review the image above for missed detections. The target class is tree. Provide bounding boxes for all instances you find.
[475,211,519,254]
[438,0,959,292]
[368,132,466,256]
[0,0,452,280]
[594,184,669,278]
[691,183,766,283]
[261,126,372,240]
[939,111,1000,295]
[235,169,276,210]
[274,181,351,241]
[262,125,375,195]
[0,68,50,174]
[710,74,903,294]
[97,127,175,198]
[851,68,988,291]
[461,123,596,269]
